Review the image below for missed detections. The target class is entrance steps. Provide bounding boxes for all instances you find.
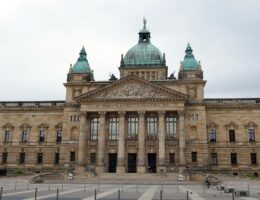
[73,172,180,183]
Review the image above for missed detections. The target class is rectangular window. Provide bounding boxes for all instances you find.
[4,130,11,142]
[169,153,175,164]
[166,117,177,139]
[108,117,119,140]
[191,152,197,162]
[147,116,158,140]
[211,153,218,165]
[37,153,43,164]
[55,153,59,164]
[251,153,257,165]
[209,129,216,142]
[56,130,62,143]
[90,117,99,140]
[22,130,29,142]
[19,152,25,164]
[231,153,237,165]
[229,130,236,142]
[2,152,8,164]
[90,153,96,164]
[70,151,76,162]
[248,129,255,142]
[127,116,138,140]
[39,129,45,143]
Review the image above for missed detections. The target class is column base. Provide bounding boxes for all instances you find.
[137,165,146,173]
[96,165,105,174]
[75,165,86,174]
[116,166,126,173]
[157,166,167,173]
[178,166,186,174]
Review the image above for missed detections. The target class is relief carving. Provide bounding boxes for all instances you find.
[96,83,167,99]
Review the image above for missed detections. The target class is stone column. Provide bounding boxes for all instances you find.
[77,111,87,173]
[178,110,186,173]
[137,111,146,173]
[117,111,126,173]
[96,111,106,174]
[158,110,166,172]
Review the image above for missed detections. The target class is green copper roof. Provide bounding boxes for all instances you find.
[182,43,200,70]
[72,47,92,73]
[123,18,163,67]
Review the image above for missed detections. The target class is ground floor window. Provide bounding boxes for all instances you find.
[19,152,25,164]
[231,153,237,165]
[169,153,175,164]
[211,153,218,165]
[2,152,8,164]
[191,152,197,162]
[37,153,43,164]
[90,153,96,164]
[70,152,76,162]
[251,153,257,165]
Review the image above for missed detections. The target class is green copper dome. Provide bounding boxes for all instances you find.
[123,19,164,67]
[182,43,200,70]
[72,47,92,73]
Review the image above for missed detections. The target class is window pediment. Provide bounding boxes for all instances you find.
[244,121,257,128]
[3,123,14,130]
[37,123,49,129]
[20,123,31,130]
[225,122,238,129]
[207,122,219,129]
[55,122,63,129]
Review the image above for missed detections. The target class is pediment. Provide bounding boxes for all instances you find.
[77,75,189,102]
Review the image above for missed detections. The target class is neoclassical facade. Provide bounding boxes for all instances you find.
[0,20,260,176]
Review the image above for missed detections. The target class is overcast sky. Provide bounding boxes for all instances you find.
[0,0,259,101]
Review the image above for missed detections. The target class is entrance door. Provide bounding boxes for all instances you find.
[108,153,117,173]
[148,153,157,173]
[128,153,137,173]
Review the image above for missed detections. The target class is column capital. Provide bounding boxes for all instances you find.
[98,111,106,117]
[79,111,87,116]
[158,110,166,116]
[138,111,145,116]
[118,111,126,117]
[178,110,185,117]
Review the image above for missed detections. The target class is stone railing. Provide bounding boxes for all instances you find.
[0,101,65,107]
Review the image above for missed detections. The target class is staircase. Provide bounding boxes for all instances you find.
[73,172,181,183]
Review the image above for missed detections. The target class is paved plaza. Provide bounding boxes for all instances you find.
[0,178,260,200]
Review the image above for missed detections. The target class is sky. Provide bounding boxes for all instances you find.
[0,0,259,101]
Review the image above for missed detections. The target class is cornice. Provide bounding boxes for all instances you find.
[0,106,64,112]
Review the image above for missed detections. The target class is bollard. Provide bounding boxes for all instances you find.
[232,190,235,200]
[186,190,189,200]
[27,182,29,190]
[136,184,138,193]
[94,189,97,200]
[98,183,100,192]
[118,189,120,200]
[161,184,164,192]
[61,184,63,191]
[247,183,250,196]
[48,184,50,192]
[14,180,17,190]
[84,184,86,192]
[160,190,163,200]
[121,184,123,192]
[56,188,59,200]
[34,188,38,200]
[177,184,179,194]
[203,186,205,194]
[0,187,3,200]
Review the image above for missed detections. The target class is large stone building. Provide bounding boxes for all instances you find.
[0,20,260,176]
